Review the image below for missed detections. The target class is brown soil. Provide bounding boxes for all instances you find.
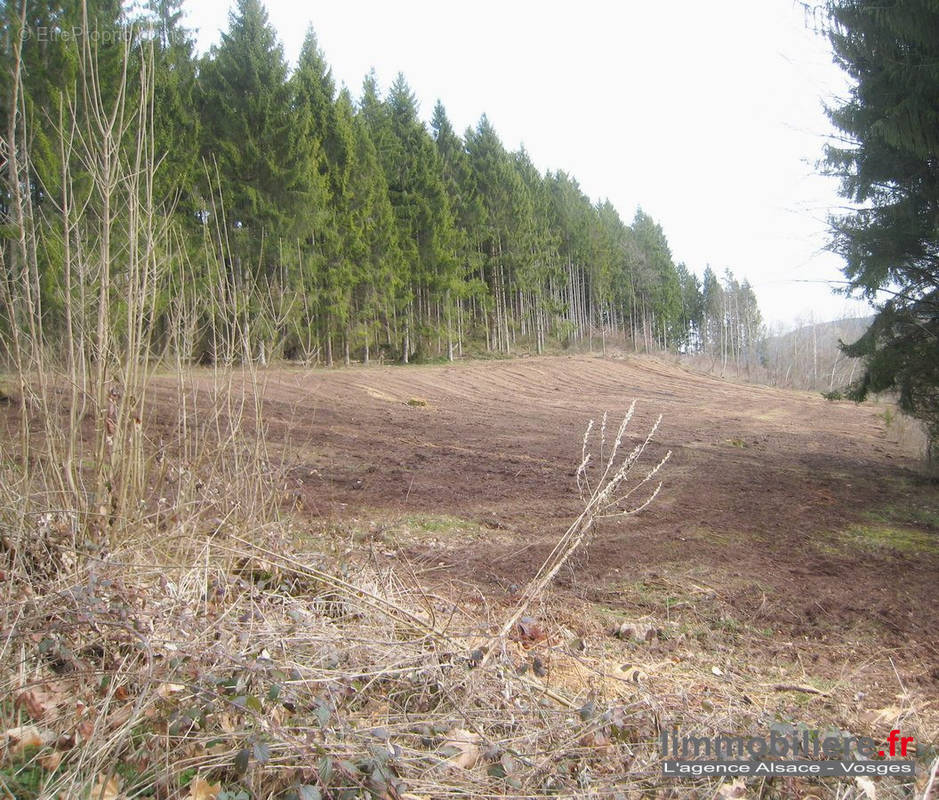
[159,353,937,686]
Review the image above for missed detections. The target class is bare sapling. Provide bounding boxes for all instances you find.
[0,9,167,547]
[485,401,670,662]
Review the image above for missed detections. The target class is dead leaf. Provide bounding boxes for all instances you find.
[4,725,44,749]
[216,713,237,733]
[188,776,222,800]
[514,616,545,643]
[156,682,186,699]
[3,725,49,755]
[77,720,95,742]
[717,777,748,798]
[39,751,63,771]
[91,773,122,800]
[15,689,50,720]
[579,730,610,748]
[442,728,481,769]
[855,776,877,800]
[105,703,135,733]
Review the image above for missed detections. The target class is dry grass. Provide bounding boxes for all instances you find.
[0,405,672,799]
[2,398,935,800]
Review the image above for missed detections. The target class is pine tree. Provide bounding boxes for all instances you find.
[821,0,939,460]
[198,0,313,274]
[288,28,337,361]
[363,73,457,361]
[136,0,200,215]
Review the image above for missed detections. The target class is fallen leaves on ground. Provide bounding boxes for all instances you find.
[188,776,222,800]
[442,728,481,770]
[717,777,748,798]
[92,772,122,800]
[2,724,51,755]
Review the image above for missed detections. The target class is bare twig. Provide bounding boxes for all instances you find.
[484,402,669,663]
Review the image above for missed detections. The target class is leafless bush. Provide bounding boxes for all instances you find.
[486,403,670,662]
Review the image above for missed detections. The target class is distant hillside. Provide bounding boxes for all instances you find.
[760,316,873,392]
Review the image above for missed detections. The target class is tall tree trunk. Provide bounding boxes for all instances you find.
[445,293,453,362]
[402,313,410,364]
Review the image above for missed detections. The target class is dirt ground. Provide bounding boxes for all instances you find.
[161,353,938,691]
[5,351,936,796]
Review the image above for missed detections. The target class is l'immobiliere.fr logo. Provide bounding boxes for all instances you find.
[660,726,916,778]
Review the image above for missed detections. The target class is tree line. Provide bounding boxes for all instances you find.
[1,0,763,367]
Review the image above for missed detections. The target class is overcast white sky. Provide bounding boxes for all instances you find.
[184,0,874,330]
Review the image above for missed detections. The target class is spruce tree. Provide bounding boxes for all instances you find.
[466,115,534,351]
[701,266,723,356]
[513,148,561,352]
[348,102,400,362]
[198,0,312,274]
[1,0,131,340]
[289,28,336,360]
[675,262,704,351]
[821,0,939,459]
[431,101,481,356]
[631,209,682,349]
[363,73,457,360]
[136,0,200,215]
[545,171,597,342]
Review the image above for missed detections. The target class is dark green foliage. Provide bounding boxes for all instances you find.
[630,209,682,347]
[1,0,134,340]
[821,0,939,458]
[363,74,459,360]
[198,0,313,271]
[465,115,534,352]
[1,0,765,371]
[675,262,704,350]
[841,299,939,452]
[135,0,200,215]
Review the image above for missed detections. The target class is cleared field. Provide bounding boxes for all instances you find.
[5,353,938,798]
[158,353,937,675]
